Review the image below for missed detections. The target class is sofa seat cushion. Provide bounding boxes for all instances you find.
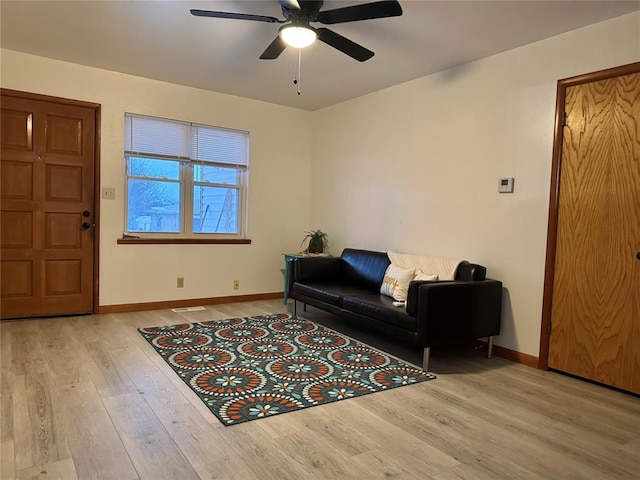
[292,281,374,307]
[342,294,417,331]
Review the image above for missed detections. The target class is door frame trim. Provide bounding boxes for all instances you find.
[1,88,102,314]
[538,62,640,369]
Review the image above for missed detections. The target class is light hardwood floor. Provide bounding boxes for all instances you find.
[1,299,638,480]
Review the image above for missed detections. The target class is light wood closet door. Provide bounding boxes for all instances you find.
[549,71,640,394]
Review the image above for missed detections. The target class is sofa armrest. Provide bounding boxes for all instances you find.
[289,257,344,295]
[455,262,487,281]
[292,257,343,283]
[407,261,489,315]
[406,280,440,316]
[413,279,503,343]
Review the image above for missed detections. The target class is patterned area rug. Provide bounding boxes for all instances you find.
[139,313,435,425]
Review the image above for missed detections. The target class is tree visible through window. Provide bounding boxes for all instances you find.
[124,114,249,238]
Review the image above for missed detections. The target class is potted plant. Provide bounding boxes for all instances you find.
[301,229,328,254]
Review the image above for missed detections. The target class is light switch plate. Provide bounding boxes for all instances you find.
[102,187,116,200]
[498,177,515,193]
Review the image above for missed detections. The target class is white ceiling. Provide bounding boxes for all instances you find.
[2,1,639,110]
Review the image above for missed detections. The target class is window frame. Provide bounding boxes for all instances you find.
[123,114,249,240]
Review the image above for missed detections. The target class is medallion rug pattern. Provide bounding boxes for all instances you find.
[139,313,435,425]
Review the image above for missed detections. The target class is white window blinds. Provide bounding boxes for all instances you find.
[124,114,190,160]
[124,113,249,166]
[191,124,248,166]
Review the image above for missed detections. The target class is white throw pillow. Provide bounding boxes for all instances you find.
[414,271,438,281]
[380,264,415,301]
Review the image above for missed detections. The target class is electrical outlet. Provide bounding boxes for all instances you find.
[102,187,116,200]
[233,280,239,290]
[177,277,184,288]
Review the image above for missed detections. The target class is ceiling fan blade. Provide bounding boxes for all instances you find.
[259,36,287,59]
[297,1,324,13]
[317,0,402,24]
[315,28,374,62]
[190,9,282,23]
[278,0,302,10]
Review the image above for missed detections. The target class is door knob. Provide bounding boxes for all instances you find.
[82,222,92,230]
[82,210,91,217]
[636,252,640,260]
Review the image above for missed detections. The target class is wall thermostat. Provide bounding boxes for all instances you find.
[498,177,515,193]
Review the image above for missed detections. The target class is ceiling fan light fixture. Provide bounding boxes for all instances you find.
[279,24,317,48]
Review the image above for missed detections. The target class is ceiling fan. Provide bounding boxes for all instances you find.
[190,0,403,62]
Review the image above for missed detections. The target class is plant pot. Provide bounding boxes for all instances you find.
[308,237,324,254]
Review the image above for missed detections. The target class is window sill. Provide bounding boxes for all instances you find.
[117,238,252,245]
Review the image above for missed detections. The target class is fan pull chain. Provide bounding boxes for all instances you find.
[293,48,302,95]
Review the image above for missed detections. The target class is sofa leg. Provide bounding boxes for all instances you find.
[487,336,493,359]
[293,300,297,316]
[422,347,430,372]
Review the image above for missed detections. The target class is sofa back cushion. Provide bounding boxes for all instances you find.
[341,248,390,291]
[388,251,461,281]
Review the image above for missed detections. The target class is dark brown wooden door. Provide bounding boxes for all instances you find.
[1,94,96,318]
[548,70,640,394]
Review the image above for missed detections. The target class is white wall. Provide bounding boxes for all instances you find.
[1,49,313,306]
[310,12,640,357]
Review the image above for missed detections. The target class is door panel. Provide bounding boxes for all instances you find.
[1,94,96,318]
[1,161,33,199]
[45,260,82,295]
[47,164,83,201]
[46,213,82,248]
[45,115,83,155]
[1,109,33,151]
[0,260,32,298]
[1,211,33,248]
[549,71,640,394]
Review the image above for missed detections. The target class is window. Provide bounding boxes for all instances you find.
[124,114,249,239]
